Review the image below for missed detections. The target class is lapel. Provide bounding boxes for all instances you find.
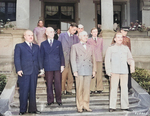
[90,38,97,46]
[78,43,87,54]
[23,42,33,54]
[45,40,51,54]
[64,32,70,44]
[49,39,57,53]
[85,44,91,59]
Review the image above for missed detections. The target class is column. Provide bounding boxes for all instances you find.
[101,0,113,31]
[78,0,95,33]
[16,0,30,29]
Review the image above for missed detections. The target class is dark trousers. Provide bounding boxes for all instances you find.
[128,64,132,90]
[45,71,62,103]
[18,73,37,113]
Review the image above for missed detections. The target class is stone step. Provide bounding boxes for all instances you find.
[11,94,139,107]
[11,106,149,116]
[10,96,142,116]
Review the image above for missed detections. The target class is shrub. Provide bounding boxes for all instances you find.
[132,67,150,94]
[0,74,6,95]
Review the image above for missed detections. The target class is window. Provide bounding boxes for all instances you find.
[0,2,16,22]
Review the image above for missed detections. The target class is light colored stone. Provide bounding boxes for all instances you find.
[16,0,30,29]
[101,0,113,31]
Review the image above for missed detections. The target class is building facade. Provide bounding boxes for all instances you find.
[1,0,150,33]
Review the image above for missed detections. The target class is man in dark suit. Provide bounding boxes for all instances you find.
[58,23,79,95]
[14,30,41,115]
[40,27,65,106]
[54,29,61,40]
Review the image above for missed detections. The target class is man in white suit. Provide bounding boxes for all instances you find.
[70,31,96,113]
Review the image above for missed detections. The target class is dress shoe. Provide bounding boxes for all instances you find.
[19,112,25,115]
[28,110,41,114]
[122,109,133,111]
[90,91,95,94]
[77,110,83,113]
[83,108,92,112]
[109,108,116,112]
[66,91,72,95]
[47,102,54,106]
[97,91,102,94]
[62,91,66,95]
[57,102,62,106]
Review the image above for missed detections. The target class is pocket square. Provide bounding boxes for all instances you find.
[56,46,59,48]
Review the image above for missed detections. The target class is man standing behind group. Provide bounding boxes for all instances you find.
[14,30,41,115]
[76,24,84,36]
[70,31,96,113]
[121,28,132,93]
[33,20,46,46]
[40,27,65,106]
[58,23,79,95]
[54,29,61,40]
[87,27,103,94]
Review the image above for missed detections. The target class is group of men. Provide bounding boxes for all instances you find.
[14,21,135,115]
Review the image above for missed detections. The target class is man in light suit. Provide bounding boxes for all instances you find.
[14,30,41,115]
[40,27,65,106]
[70,31,96,113]
[58,23,79,95]
[87,27,103,94]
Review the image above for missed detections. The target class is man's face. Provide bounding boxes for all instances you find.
[91,29,98,37]
[78,28,84,34]
[57,29,61,34]
[69,26,77,35]
[46,28,54,39]
[121,30,127,36]
[114,34,123,45]
[38,21,43,27]
[80,34,88,43]
[24,31,33,43]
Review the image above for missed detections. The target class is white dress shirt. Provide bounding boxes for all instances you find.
[80,41,86,49]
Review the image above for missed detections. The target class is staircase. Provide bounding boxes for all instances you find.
[10,70,150,116]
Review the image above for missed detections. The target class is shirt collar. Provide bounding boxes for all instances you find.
[92,37,97,40]
[48,38,54,43]
[67,31,73,37]
[25,41,32,46]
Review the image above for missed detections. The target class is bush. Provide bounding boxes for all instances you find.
[132,67,150,94]
[0,74,6,94]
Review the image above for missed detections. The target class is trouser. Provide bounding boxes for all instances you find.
[90,61,103,91]
[75,75,91,111]
[45,71,62,103]
[62,63,73,92]
[109,73,129,109]
[18,73,37,113]
[128,64,132,90]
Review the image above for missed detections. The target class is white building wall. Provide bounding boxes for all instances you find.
[29,0,41,31]
[78,0,95,34]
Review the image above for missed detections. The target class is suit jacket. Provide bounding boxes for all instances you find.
[70,43,96,76]
[14,42,41,75]
[58,32,79,66]
[87,37,103,62]
[40,39,65,71]
[54,34,59,40]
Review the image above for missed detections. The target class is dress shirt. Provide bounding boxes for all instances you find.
[67,31,73,37]
[25,41,32,47]
[48,38,54,44]
[80,41,86,49]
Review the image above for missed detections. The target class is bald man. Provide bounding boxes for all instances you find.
[14,30,41,115]
[70,31,96,113]
[40,27,65,106]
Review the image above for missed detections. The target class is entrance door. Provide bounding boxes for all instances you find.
[44,3,75,31]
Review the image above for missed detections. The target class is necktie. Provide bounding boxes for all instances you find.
[50,40,52,47]
[29,43,32,50]
[94,38,97,43]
